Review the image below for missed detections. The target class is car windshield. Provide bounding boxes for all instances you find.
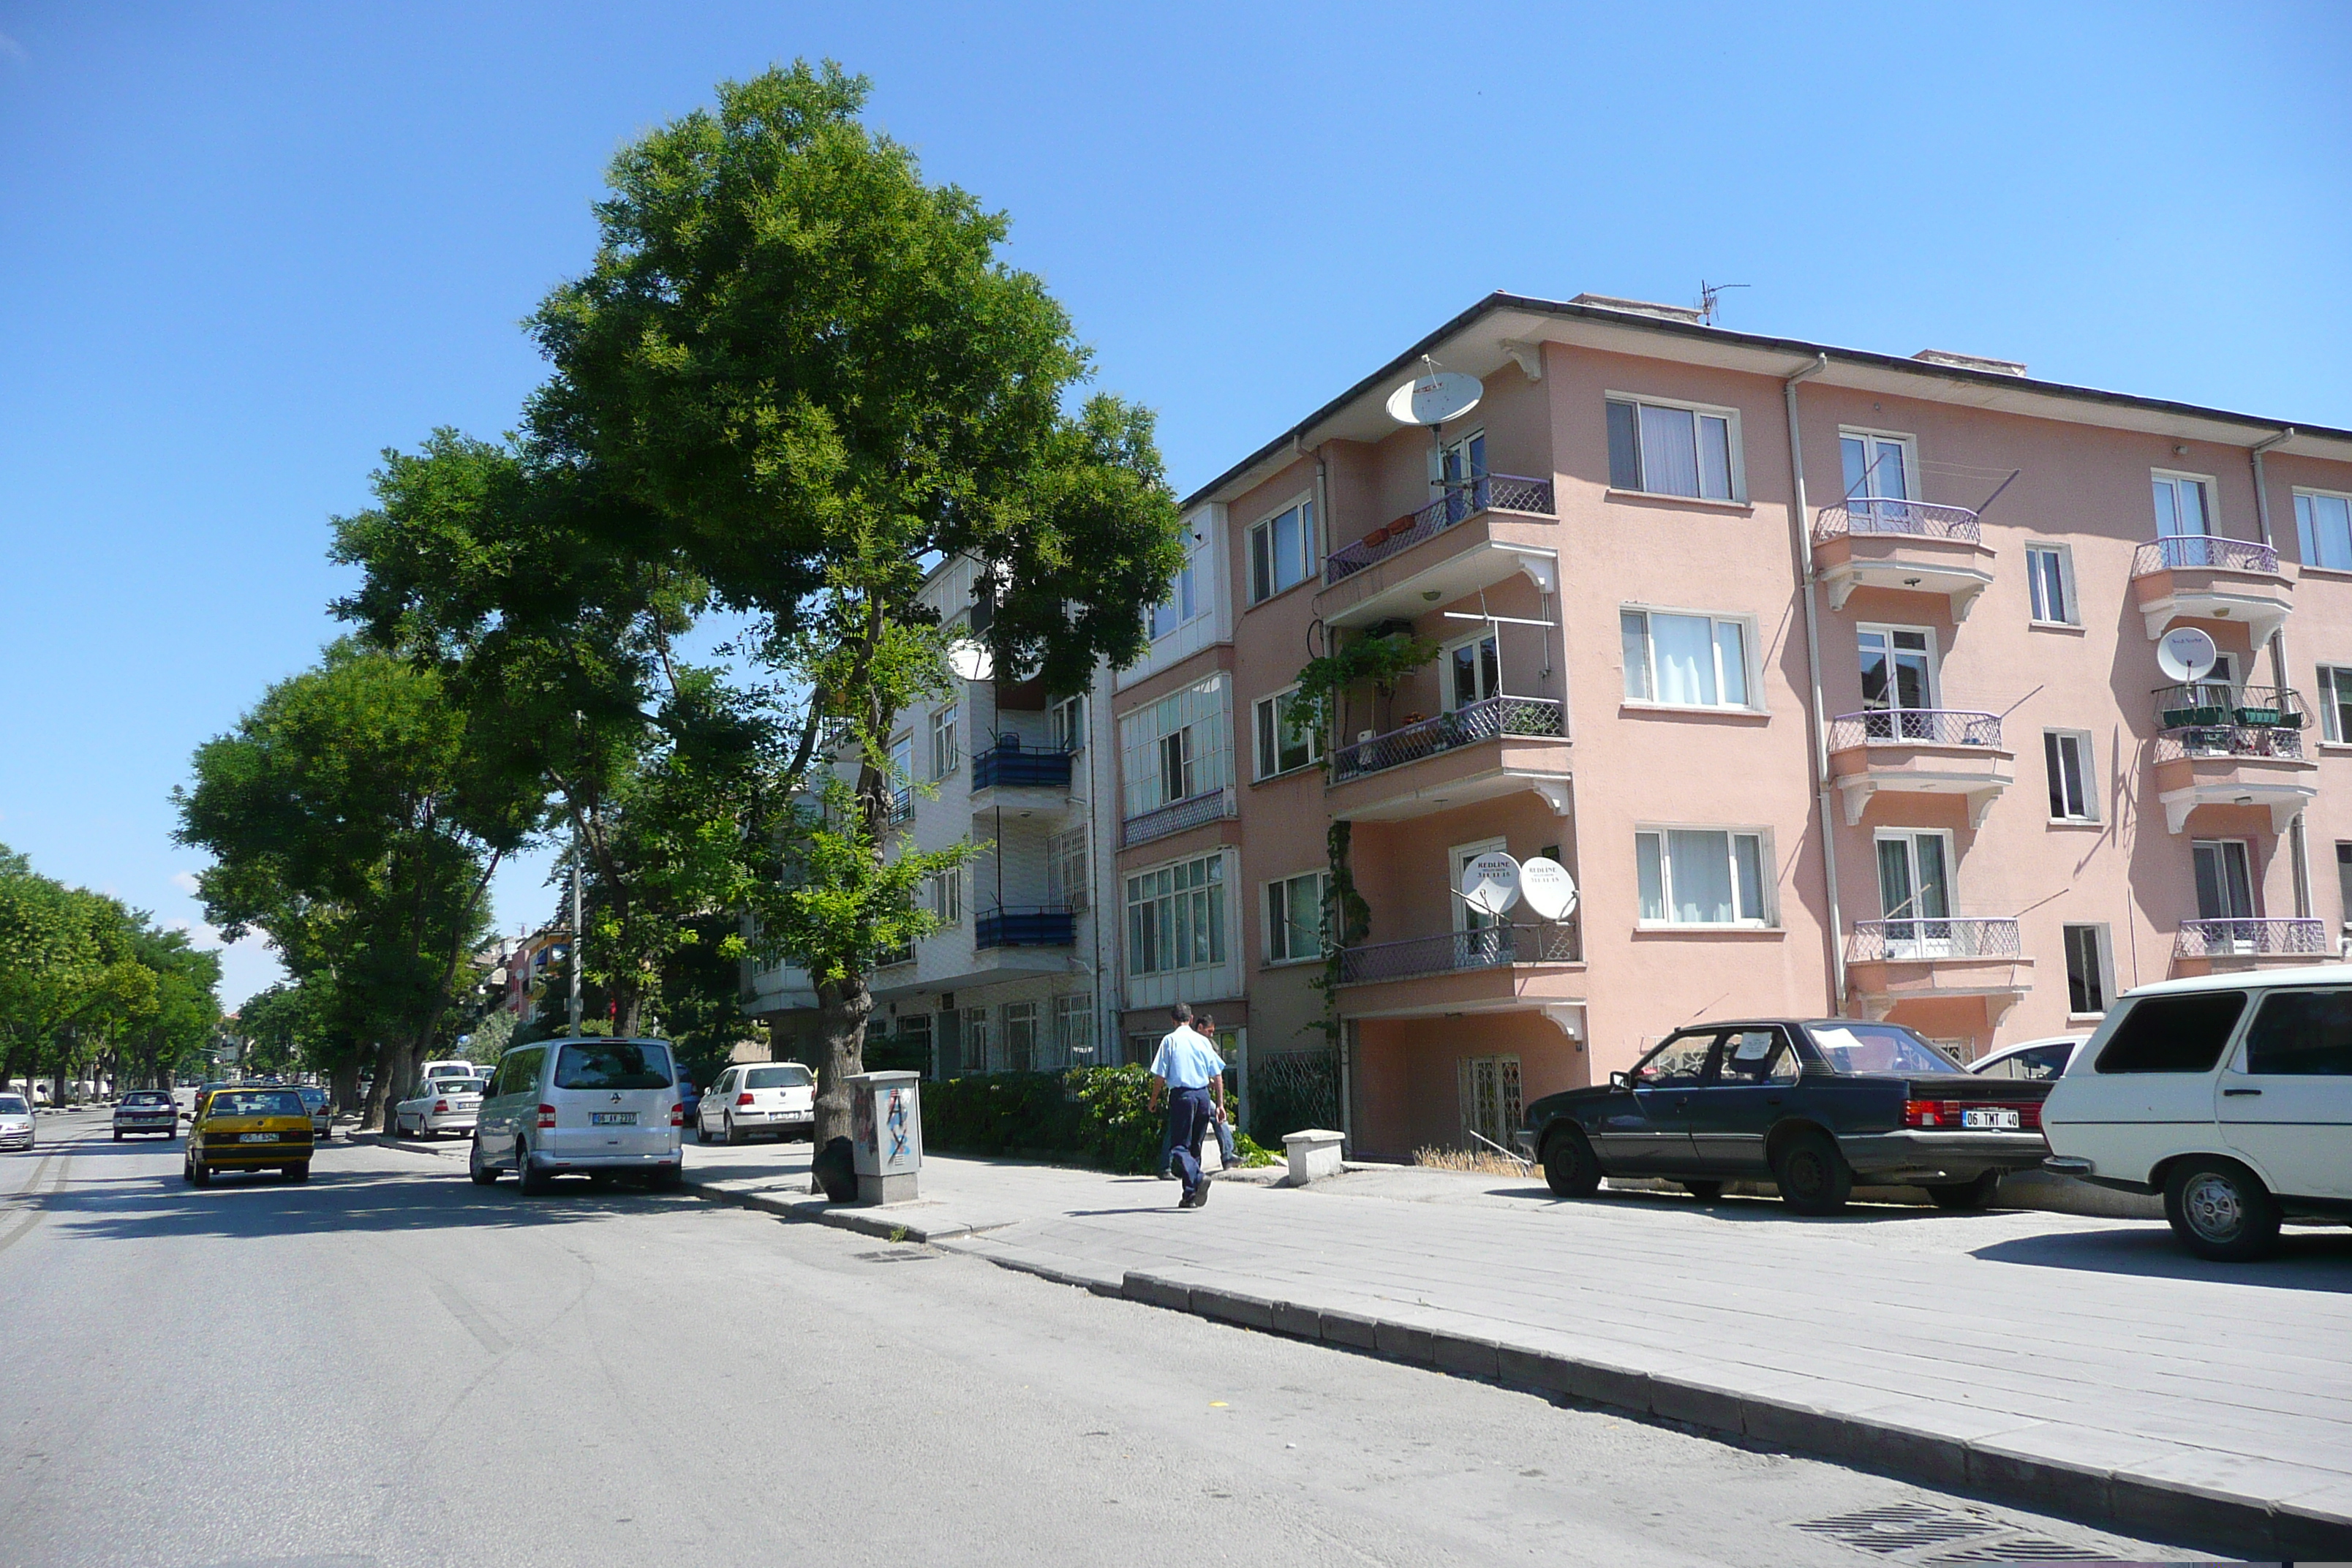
[745,1066,813,1090]
[1806,1023,1964,1076]
[430,1079,478,1096]
[123,1093,170,1107]
[0,1096,27,1115]
[297,1088,326,1107]
[553,1041,674,1091]
[207,1090,306,1118]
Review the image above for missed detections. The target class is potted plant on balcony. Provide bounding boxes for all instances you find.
[1293,627,1439,774]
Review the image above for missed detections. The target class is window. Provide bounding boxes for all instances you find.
[553,1040,672,1091]
[2062,924,2109,1016]
[2193,838,2255,922]
[2318,667,2352,744]
[1264,871,1331,964]
[1150,543,1203,639]
[1719,1028,1800,1085]
[1607,396,1737,501]
[1126,853,1226,976]
[1049,693,1085,753]
[2095,992,2246,1074]
[1636,828,1769,926]
[896,1014,931,1070]
[2152,471,2212,538]
[1001,1001,1038,1072]
[929,867,962,927]
[930,704,960,779]
[1052,992,1096,1063]
[2243,990,2352,1076]
[962,1006,992,1073]
[1858,625,1937,712]
[1117,676,1231,820]
[1158,729,1194,804]
[2044,731,2095,821]
[1433,429,1487,521]
[2337,843,2352,927]
[1047,826,1090,911]
[1459,1055,1521,1150]
[1447,632,1500,709]
[2296,491,2352,572]
[1254,687,1322,778]
[1839,430,1914,505]
[1632,1033,1716,1085]
[1248,497,1316,603]
[2026,544,2075,625]
[1621,609,1751,709]
[1874,830,1952,951]
[889,734,915,819]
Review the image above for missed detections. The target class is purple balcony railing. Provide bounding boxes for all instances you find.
[1335,921,1582,986]
[2152,725,2308,764]
[1812,499,1982,544]
[1846,917,2022,963]
[1323,473,1556,585]
[1826,709,2004,750]
[1328,696,1564,784]
[2174,918,2332,960]
[2132,535,2281,576]
[1120,785,1235,848]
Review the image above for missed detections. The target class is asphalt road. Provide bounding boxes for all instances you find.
[0,1113,2205,1567]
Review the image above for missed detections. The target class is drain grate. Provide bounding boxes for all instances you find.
[1794,1504,2000,1555]
[1927,1538,2104,1564]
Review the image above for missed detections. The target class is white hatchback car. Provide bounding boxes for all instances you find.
[2044,967,2352,1259]
[393,1075,483,1139]
[696,1061,816,1144]
[470,1036,684,1192]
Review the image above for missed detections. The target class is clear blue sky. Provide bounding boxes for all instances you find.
[2,1,2346,1010]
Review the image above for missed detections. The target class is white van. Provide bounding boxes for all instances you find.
[470,1036,684,1193]
[2043,965,2352,1259]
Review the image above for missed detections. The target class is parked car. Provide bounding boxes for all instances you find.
[676,1076,700,1126]
[183,1087,314,1185]
[393,1077,483,1139]
[2043,968,2352,1261]
[1970,1036,2086,1081]
[696,1062,816,1145]
[1519,1019,2053,1214]
[0,1094,34,1153]
[296,1086,332,1142]
[420,1059,474,1082]
[113,1090,178,1140]
[470,1036,683,1192]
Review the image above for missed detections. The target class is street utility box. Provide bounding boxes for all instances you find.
[848,1069,922,1205]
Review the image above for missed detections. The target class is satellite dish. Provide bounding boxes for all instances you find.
[2157,626,2219,684]
[1459,851,1522,917]
[947,640,995,683]
[1386,370,1485,429]
[1518,857,1578,922]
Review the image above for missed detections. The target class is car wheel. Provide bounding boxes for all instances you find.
[515,1140,551,1196]
[647,1163,682,1192]
[2164,1158,2281,1262]
[468,1137,500,1185]
[113,1131,122,1141]
[1926,1171,2002,1212]
[1681,1180,1724,1202]
[181,1153,195,1185]
[284,1164,309,1183]
[189,1159,211,1188]
[1540,1126,1602,1199]
[1771,1129,1852,1215]
[725,1115,744,1147]
[696,1116,712,1145]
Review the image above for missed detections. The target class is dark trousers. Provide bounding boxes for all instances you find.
[1165,1087,1213,1195]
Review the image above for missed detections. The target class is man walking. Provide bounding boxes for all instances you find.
[1147,1003,1224,1209]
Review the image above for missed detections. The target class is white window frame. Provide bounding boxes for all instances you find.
[1635,826,1774,929]
[1441,629,1501,712]
[1046,826,1090,911]
[1263,870,1332,965]
[2151,469,2218,537]
[1856,623,1942,712]
[2060,922,2111,1020]
[1049,693,1086,753]
[1052,992,1096,1063]
[2296,488,2352,573]
[1149,538,1207,641]
[1253,685,1322,780]
[2043,729,2097,823]
[929,867,962,927]
[1451,837,1510,935]
[1605,391,1745,503]
[1247,493,1318,605]
[1836,427,1918,502]
[2024,542,2078,627]
[930,703,960,780]
[1619,605,1758,712]
[1117,675,1232,821]
[2318,665,2352,745]
[1000,1000,1039,1072]
[1124,851,1228,978]
[961,1006,992,1073]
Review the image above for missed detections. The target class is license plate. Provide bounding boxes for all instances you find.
[237,1133,278,1143]
[1961,1108,2021,1130]
[590,1112,636,1126]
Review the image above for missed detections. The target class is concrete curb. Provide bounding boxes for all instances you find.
[679,1176,1013,1244]
[978,1266,2351,1560]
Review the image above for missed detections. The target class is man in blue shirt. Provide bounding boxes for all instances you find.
[1147,1003,1225,1209]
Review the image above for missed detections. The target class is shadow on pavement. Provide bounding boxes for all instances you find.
[1466,1181,2062,1226]
[1971,1224,2352,1289]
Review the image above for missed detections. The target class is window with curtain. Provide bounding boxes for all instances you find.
[1621,609,1751,708]
[1636,828,1768,925]
[2318,667,2352,744]
[2152,472,2212,537]
[1052,992,1096,1063]
[1607,396,1737,501]
[2298,491,2352,572]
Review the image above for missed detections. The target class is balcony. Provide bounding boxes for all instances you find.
[1811,501,1996,621]
[2151,690,2317,833]
[1825,709,2013,828]
[2173,917,2336,977]
[1121,784,1235,849]
[1333,921,1584,1020]
[2130,535,2293,646]
[1316,474,1559,629]
[1844,917,2033,1028]
[1325,696,1571,821]
[975,905,1077,949]
[969,738,1077,823]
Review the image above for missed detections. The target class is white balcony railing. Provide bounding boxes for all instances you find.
[1846,917,2022,963]
[1826,709,2003,750]
[1812,499,1982,543]
[2174,918,2331,960]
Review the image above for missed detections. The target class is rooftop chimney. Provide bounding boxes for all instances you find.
[1912,349,2027,377]
[1572,293,1705,326]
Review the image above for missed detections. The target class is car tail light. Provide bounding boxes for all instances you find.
[671,1104,685,1126]
[537,1103,557,1129]
[434,1100,449,1114]
[736,1092,755,1107]
[1904,1099,2040,1131]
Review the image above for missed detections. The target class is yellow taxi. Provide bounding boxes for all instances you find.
[184,1087,315,1186]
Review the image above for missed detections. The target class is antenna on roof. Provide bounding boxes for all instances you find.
[1697,280,1749,325]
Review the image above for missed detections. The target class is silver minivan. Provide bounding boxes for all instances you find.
[470,1036,684,1193]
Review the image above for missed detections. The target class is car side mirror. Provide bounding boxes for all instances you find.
[1609,1071,1632,1090]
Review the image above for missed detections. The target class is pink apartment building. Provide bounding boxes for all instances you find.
[1120,291,2352,1161]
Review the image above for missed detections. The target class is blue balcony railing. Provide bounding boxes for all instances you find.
[971,739,1074,790]
[975,906,1077,949]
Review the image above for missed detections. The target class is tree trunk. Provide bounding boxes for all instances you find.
[359,1038,401,1131]
[331,1053,362,1118]
[808,975,872,1191]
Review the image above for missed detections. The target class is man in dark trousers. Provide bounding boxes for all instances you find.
[1147,1003,1225,1209]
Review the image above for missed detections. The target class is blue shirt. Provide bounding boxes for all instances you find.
[1150,1027,1225,1090]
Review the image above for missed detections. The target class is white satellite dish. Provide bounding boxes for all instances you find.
[1386,370,1485,429]
[1459,851,1522,917]
[947,639,995,683]
[1518,857,1578,922]
[2157,626,2219,685]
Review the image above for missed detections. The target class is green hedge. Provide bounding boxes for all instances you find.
[921,1066,1274,1175]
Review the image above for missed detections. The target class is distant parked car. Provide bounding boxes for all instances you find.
[1520,1019,2053,1215]
[676,1076,700,1125]
[0,1095,34,1153]
[296,1086,332,1142]
[469,1036,683,1192]
[2044,968,2352,1261]
[393,1077,483,1139]
[696,1062,816,1145]
[113,1090,178,1140]
[1970,1036,2087,1081]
